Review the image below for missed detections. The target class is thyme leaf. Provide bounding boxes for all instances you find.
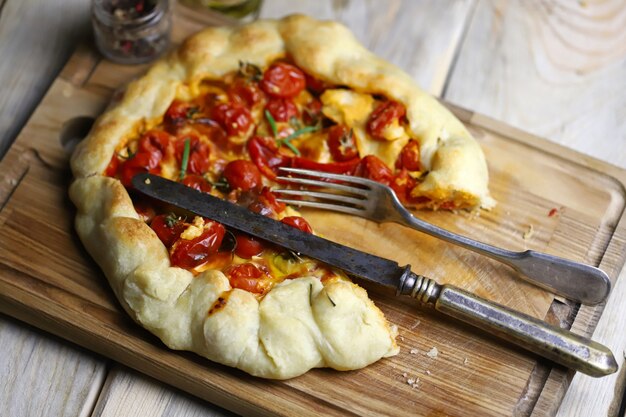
[309,283,313,306]
[179,138,190,180]
[164,213,179,228]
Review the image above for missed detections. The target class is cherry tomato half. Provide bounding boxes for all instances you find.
[225,263,271,294]
[150,214,187,247]
[396,139,421,171]
[366,101,406,141]
[247,136,293,180]
[104,155,119,177]
[119,150,162,188]
[304,73,331,95]
[248,187,286,219]
[222,159,262,192]
[354,155,393,185]
[212,103,253,136]
[139,130,171,155]
[265,97,299,122]
[234,234,265,258]
[170,221,226,269]
[260,63,306,98]
[229,79,264,108]
[175,136,211,175]
[280,216,313,233]
[302,98,322,125]
[327,125,358,162]
[390,170,418,205]
[164,100,198,131]
[181,174,212,193]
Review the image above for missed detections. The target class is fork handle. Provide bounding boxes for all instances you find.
[399,213,611,305]
[397,271,617,377]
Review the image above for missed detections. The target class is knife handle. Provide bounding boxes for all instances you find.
[397,271,617,377]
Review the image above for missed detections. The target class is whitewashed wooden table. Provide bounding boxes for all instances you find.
[1,0,625,416]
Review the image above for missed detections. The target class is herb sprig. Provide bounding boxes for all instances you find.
[179,138,190,180]
[264,110,320,156]
[265,109,278,137]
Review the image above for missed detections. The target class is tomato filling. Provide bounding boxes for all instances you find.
[104,59,440,297]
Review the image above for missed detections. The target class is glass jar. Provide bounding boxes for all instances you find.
[92,0,172,65]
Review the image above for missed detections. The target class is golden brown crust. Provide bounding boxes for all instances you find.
[70,15,493,379]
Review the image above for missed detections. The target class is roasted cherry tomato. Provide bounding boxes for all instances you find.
[164,100,198,131]
[139,130,171,155]
[293,157,360,175]
[175,136,211,175]
[234,233,265,258]
[260,63,306,98]
[396,139,421,171]
[366,100,406,141]
[212,103,253,136]
[265,97,299,122]
[247,136,292,179]
[150,214,187,247]
[170,221,226,269]
[104,155,120,177]
[133,198,157,223]
[229,79,264,108]
[327,125,358,162]
[119,150,162,188]
[222,159,262,192]
[354,155,393,185]
[304,73,331,95]
[280,216,313,233]
[225,263,271,294]
[302,98,322,125]
[118,129,174,186]
[181,174,212,193]
[248,187,286,219]
[390,170,418,204]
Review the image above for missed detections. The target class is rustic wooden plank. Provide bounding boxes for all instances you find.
[0,1,109,417]
[91,1,480,416]
[91,367,235,417]
[444,0,626,170]
[444,1,626,415]
[0,0,91,159]
[0,315,106,417]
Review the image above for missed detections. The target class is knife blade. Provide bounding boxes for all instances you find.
[132,173,617,377]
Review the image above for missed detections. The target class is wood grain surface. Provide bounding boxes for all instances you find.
[0,1,109,417]
[443,1,626,415]
[1,0,625,416]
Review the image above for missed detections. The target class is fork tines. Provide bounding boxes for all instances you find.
[274,167,369,214]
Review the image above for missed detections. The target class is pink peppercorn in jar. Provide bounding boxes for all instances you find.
[92,0,171,65]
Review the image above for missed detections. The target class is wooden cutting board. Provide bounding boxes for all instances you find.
[1,13,625,417]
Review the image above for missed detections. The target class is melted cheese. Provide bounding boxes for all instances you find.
[180,216,205,240]
[320,89,410,168]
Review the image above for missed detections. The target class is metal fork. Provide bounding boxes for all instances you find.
[275,167,611,305]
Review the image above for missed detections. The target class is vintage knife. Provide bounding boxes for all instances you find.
[133,173,617,377]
